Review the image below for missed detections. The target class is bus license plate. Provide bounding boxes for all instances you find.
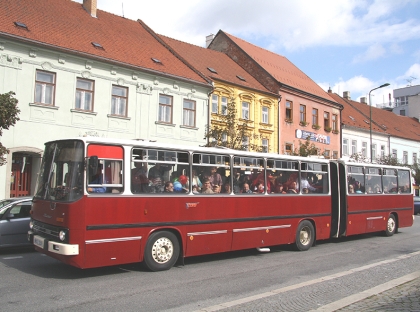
[34,236,45,249]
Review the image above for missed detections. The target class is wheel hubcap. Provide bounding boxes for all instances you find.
[387,218,396,233]
[151,237,173,264]
[300,226,311,245]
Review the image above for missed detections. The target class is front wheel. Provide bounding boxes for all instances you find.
[295,220,315,251]
[385,214,397,237]
[143,231,180,271]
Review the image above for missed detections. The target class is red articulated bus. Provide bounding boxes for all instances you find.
[28,138,414,271]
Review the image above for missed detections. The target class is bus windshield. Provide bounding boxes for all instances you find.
[34,140,84,202]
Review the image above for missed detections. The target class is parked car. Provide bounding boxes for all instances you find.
[414,196,420,215]
[0,197,33,248]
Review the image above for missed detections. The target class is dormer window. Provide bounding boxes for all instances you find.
[236,75,246,81]
[207,67,217,74]
[152,58,162,64]
[14,21,28,30]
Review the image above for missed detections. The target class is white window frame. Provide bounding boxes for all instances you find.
[221,96,228,115]
[262,106,269,124]
[35,70,56,105]
[242,101,250,120]
[183,99,196,127]
[158,94,173,123]
[351,140,357,155]
[111,85,128,116]
[211,94,218,114]
[343,138,348,156]
[75,78,94,111]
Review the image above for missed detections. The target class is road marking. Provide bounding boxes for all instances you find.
[2,256,23,260]
[194,250,420,312]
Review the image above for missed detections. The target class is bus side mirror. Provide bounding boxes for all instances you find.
[89,156,99,175]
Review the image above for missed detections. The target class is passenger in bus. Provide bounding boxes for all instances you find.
[131,162,148,193]
[87,165,106,193]
[348,185,355,193]
[242,183,253,194]
[201,178,214,194]
[300,173,317,193]
[287,181,298,194]
[207,166,223,188]
[148,163,170,193]
[213,185,221,193]
[222,181,232,194]
[186,169,202,192]
[232,169,243,193]
[302,188,309,194]
[192,185,199,194]
[164,181,174,192]
[254,181,265,194]
[354,181,363,193]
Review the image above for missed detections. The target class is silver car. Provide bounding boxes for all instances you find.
[0,197,33,248]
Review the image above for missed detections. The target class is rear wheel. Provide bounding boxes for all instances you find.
[385,214,396,237]
[295,220,315,251]
[143,231,179,271]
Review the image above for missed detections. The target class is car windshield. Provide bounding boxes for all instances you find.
[0,199,14,208]
[34,140,84,202]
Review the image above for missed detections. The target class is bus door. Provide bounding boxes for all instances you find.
[329,162,340,237]
[338,162,347,236]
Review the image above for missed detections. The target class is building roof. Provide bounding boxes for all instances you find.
[329,90,420,142]
[159,35,275,96]
[0,0,209,85]
[220,31,335,103]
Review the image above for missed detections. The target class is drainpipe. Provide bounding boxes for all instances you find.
[277,94,282,154]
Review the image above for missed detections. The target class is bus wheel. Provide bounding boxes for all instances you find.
[385,214,396,237]
[144,231,179,271]
[295,220,314,251]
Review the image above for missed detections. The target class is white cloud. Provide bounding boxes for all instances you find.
[352,44,386,63]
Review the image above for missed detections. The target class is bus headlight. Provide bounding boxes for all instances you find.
[59,230,66,241]
[29,221,33,230]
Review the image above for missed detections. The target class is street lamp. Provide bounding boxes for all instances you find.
[369,83,390,162]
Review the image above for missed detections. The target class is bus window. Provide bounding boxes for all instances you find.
[300,162,329,194]
[193,153,230,194]
[232,156,264,194]
[347,166,365,194]
[131,148,188,194]
[383,169,397,193]
[366,167,382,194]
[398,169,411,193]
[267,159,298,194]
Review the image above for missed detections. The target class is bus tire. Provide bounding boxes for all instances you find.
[143,231,179,271]
[295,220,314,251]
[385,214,396,237]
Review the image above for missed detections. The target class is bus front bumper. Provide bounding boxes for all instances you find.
[28,231,79,256]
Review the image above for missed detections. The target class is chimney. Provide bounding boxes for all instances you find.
[360,97,367,104]
[206,34,214,48]
[343,91,351,100]
[83,0,97,18]
[328,87,332,93]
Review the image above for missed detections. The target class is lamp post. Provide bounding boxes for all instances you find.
[369,83,390,162]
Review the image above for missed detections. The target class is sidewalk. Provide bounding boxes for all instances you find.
[316,271,420,311]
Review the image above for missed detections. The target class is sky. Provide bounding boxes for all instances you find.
[74,0,420,107]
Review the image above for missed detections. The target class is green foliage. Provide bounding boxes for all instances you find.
[292,137,319,157]
[0,91,20,165]
[205,97,263,151]
[375,154,401,166]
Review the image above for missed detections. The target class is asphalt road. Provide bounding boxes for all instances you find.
[1,216,419,312]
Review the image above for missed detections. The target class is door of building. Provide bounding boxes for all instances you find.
[10,154,32,197]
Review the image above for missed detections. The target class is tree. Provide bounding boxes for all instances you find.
[205,97,262,151]
[375,154,401,166]
[292,137,320,157]
[0,92,20,165]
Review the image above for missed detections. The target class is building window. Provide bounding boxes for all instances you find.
[75,78,94,111]
[242,101,250,120]
[361,142,367,157]
[221,132,227,143]
[324,112,330,129]
[400,109,405,116]
[351,140,357,155]
[300,105,306,123]
[392,149,397,159]
[262,139,268,153]
[381,145,385,157]
[332,151,338,159]
[403,151,408,164]
[158,94,173,123]
[324,150,330,159]
[285,101,293,120]
[221,96,228,115]
[285,143,293,155]
[183,99,196,127]
[332,114,338,131]
[262,107,269,124]
[343,138,348,155]
[312,108,318,126]
[35,70,56,105]
[111,85,128,116]
[413,153,418,164]
[211,95,218,114]
[372,144,376,159]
